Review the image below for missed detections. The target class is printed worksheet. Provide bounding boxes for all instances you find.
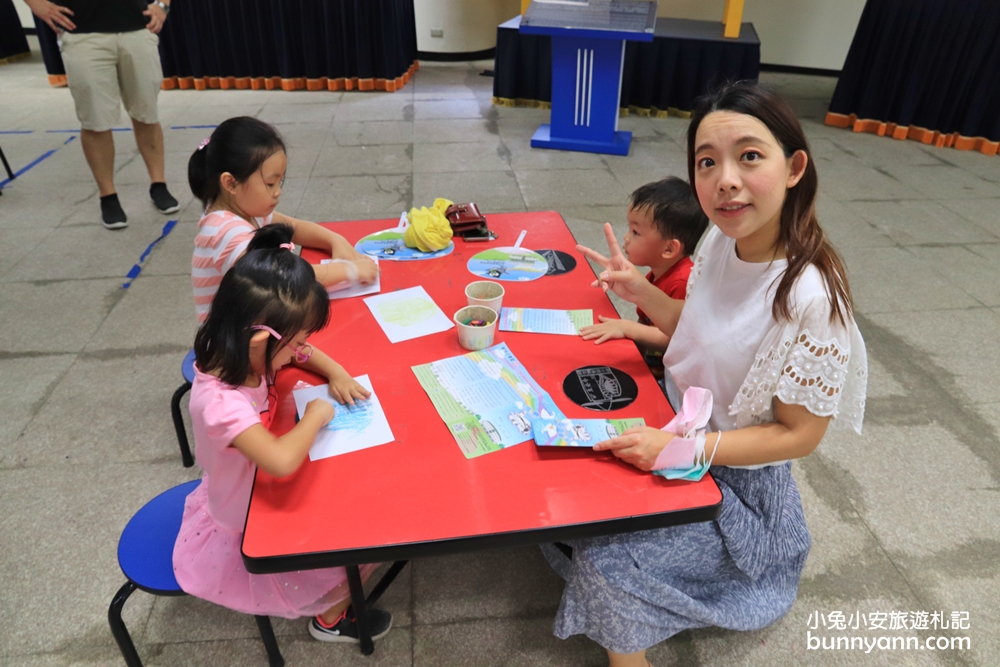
[292,375,395,461]
[321,257,380,300]
[499,308,593,335]
[531,417,645,447]
[364,286,453,343]
[412,342,565,458]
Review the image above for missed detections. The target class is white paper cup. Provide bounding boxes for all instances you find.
[454,305,498,351]
[465,280,505,312]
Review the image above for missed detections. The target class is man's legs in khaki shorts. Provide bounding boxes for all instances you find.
[62,30,176,225]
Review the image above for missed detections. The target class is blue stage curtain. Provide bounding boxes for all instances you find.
[0,0,30,63]
[826,0,1000,156]
[31,0,418,93]
[493,16,760,116]
[157,0,417,91]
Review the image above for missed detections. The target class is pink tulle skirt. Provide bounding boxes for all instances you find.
[172,482,377,619]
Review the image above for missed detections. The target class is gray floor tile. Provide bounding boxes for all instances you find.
[516,168,629,210]
[0,463,197,656]
[908,245,1000,307]
[297,174,412,221]
[86,274,196,351]
[413,119,494,144]
[335,95,414,122]
[414,617,607,667]
[0,278,123,353]
[0,226,54,280]
[329,121,414,146]
[839,246,979,314]
[0,355,76,450]
[843,200,998,246]
[412,99,485,120]
[939,197,1000,237]
[411,141,509,173]
[8,353,187,468]
[141,221,198,276]
[313,144,413,177]
[866,307,1000,404]
[413,547,562,625]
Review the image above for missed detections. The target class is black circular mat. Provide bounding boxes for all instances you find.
[536,249,578,276]
[562,365,638,411]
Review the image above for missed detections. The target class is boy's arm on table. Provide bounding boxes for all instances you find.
[271,212,378,287]
[581,316,670,350]
[295,347,371,406]
[594,400,831,471]
[232,402,333,478]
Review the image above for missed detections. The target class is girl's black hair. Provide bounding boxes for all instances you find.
[194,229,329,386]
[188,116,286,208]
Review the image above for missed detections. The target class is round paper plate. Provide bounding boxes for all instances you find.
[355,229,454,261]
[467,246,549,282]
[536,249,578,276]
[562,365,638,411]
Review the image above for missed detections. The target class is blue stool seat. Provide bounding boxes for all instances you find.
[108,481,284,667]
[171,350,197,467]
[182,349,196,384]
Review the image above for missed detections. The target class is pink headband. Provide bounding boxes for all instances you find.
[279,242,295,251]
[197,138,210,150]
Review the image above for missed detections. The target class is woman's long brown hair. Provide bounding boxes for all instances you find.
[686,81,853,326]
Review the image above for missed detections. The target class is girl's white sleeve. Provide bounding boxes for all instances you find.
[730,295,868,435]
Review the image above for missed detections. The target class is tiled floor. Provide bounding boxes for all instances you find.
[2,38,999,667]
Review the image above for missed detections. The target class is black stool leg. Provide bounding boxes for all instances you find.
[108,581,143,667]
[253,616,285,667]
[0,146,14,181]
[346,565,374,655]
[171,381,194,467]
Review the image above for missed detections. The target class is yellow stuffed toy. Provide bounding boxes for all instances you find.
[403,198,454,252]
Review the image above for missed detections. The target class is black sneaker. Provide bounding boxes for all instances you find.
[100,193,128,230]
[150,182,179,214]
[308,608,392,643]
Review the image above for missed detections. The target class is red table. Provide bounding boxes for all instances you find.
[242,212,722,649]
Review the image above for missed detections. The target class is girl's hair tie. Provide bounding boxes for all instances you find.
[279,242,296,252]
[197,137,210,151]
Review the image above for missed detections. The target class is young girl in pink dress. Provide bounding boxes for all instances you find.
[172,224,390,643]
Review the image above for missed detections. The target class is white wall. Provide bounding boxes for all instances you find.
[414,0,521,54]
[657,0,867,70]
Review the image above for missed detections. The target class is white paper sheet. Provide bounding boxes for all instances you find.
[321,257,381,299]
[363,285,454,343]
[292,375,395,461]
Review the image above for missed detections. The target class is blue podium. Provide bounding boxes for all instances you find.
[519,1,657,156]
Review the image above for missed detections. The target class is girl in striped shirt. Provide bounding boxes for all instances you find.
[189,117,377,322]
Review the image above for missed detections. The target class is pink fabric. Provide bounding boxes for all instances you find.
[172,366,376,618]
[653,387,713,471]
[192,210,272,323]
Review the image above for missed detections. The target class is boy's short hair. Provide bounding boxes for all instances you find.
[629,176,709,256]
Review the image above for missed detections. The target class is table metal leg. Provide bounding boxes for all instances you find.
[346,565,374,655]
[365,560,408,607]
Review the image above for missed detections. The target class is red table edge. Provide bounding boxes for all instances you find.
[241,212,724,574]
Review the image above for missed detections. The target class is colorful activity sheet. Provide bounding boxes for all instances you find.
[531,417,645,447]
[321,257,380,300]
[292,375,395,461]
[355,229,454,261]
[467,246,549,282]
[412,342,565,458]
[499,308,594,335]
[364,286,454,343]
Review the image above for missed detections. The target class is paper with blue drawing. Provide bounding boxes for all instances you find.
[292,375,395,461]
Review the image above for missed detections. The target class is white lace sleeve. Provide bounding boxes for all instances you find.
[730,296,868,434]
[685,226,719,300]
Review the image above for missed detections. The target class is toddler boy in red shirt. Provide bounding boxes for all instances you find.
[580,176,708,378]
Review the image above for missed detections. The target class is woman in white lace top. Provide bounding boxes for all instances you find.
[544,82,868,667]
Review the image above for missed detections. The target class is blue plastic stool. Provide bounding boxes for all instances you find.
[170,350,196,467]
[108,480,284,667]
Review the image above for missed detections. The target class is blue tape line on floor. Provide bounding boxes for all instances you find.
[122,219,178,289]
[170,125,219,129]
[64,135,76,145]
[0,148,58,189]
[0,130,34,134]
